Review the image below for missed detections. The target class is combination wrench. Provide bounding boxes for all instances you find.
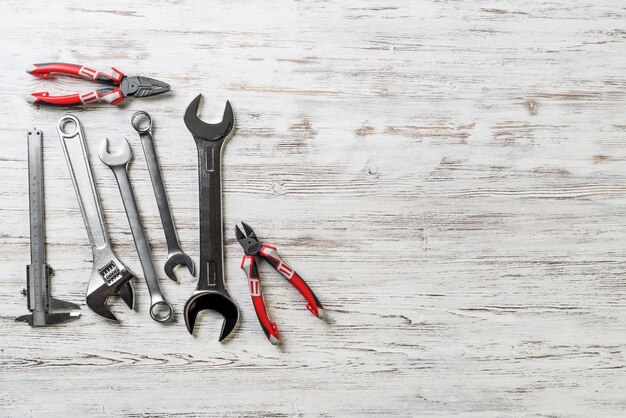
[99,137,174,322]
[131,111,194,281]
[57,115,135,320]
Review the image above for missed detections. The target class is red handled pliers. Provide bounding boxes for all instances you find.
[27,63,170,106]
[235,222,326,345]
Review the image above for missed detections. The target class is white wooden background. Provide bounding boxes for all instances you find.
[1,1,625,416]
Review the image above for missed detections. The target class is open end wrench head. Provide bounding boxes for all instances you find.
[98,137,132,167]
[164,251,195,282]
[183,95,234,142]
[184,292,240,341]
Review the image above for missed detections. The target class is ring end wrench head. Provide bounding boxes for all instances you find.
[164,251,195,282]
[99,137,132,167]
[131,111,152,133]
[150,300,174,322]
[184,292,239,341]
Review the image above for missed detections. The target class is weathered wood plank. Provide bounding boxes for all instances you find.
[1,0,626,416]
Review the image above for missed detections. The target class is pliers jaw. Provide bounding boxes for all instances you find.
[235,222,263,256]
[120,76,170,98]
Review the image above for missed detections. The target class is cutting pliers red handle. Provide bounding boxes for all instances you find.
[27,63,125,105]
[236,223,326,345]
[241,255,280,344]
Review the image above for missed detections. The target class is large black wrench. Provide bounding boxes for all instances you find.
[183,94,240,341]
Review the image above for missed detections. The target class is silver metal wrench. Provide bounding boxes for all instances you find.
[98,137,174,322]
[131,111,194,282]
[57,115,135,321]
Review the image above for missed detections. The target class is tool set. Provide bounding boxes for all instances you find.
[17,62,327,345]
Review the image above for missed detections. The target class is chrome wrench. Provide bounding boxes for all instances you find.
[16,128,81,326]
[99,137,174,322]
[57,115,135,320]
[131,111,194,282]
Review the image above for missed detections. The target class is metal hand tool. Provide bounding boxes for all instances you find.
[16,129,81,326]
[236,223,326,345]
[27,62,170,106]
[99,138,174,322]
[183,94,239,340]
[57,115,135,320]
[131,111,194,282]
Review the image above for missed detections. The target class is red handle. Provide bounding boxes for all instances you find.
[241,255,280,345]
[28,88,124,106]
[259,244,326,319]
[27,63,124,85]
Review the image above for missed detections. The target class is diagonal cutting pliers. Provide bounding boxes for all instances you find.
[235,222,326,345]
[27,63,170,106]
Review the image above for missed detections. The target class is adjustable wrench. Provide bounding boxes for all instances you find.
[99,138,174,322]
[16,128,80,326]
[57,115,135,320]
[131,111,194,282]
[183,94,240,341]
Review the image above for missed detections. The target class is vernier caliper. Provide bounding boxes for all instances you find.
[16,129,81,326]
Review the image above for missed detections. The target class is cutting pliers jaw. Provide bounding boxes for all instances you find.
[235,222,263,255]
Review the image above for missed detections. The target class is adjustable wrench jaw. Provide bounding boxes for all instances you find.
[87,251,136,320]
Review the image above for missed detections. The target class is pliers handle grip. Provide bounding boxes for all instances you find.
[240,244,326,345]
[27,63,125,105]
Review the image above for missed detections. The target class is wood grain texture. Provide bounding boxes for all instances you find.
[2,0,626,416]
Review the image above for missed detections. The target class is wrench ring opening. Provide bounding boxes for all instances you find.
[131,111,152,134]
[58,116,78,137]
[150,301,173,322]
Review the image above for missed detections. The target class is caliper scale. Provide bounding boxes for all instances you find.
[16,129,80,326]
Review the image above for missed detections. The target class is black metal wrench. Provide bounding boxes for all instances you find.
[183,94,240,341]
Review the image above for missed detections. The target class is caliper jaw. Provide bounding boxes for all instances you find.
[16,264,81,327]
